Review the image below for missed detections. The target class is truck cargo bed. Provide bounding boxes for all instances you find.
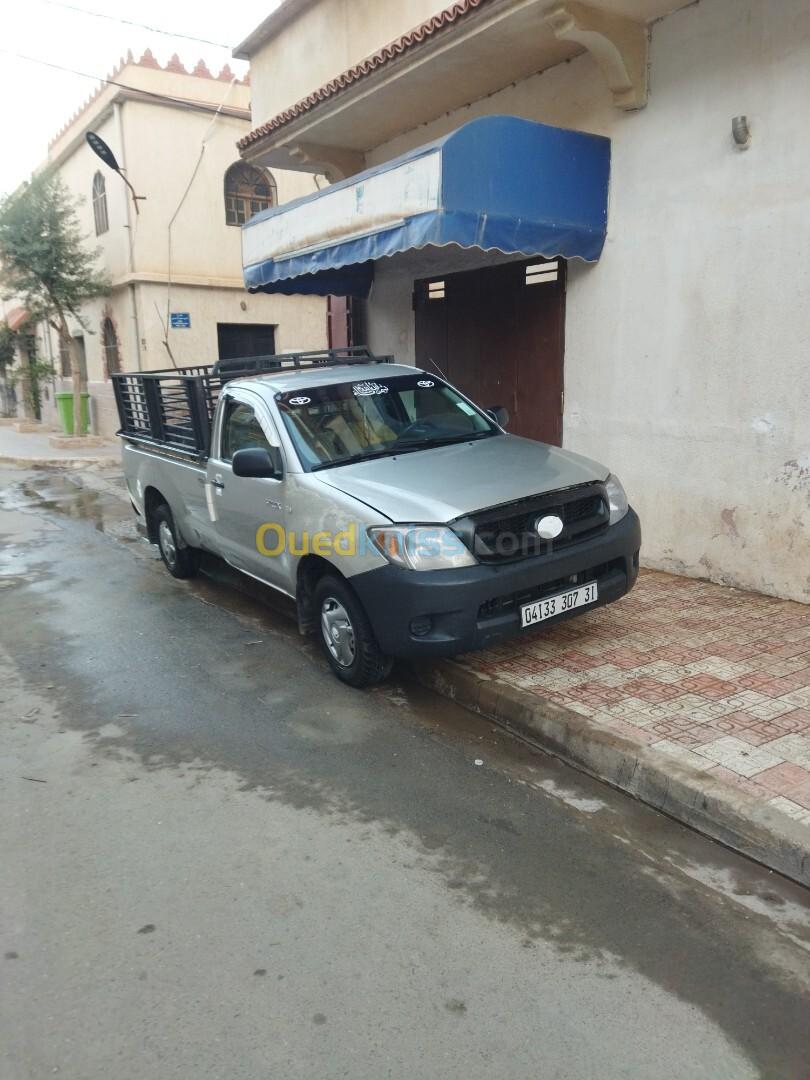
[111,348,391,460]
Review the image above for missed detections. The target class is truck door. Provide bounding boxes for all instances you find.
[206,388,290,594]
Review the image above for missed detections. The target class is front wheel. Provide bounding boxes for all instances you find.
[155,503,198,579]
[313,575,393,688]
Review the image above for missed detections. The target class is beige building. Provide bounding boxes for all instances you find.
[234,0,810,604]
[14,50,327,437]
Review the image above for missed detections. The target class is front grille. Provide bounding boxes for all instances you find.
[477,558,624,622]
[455,482,609,564]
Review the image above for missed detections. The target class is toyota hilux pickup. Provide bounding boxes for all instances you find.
[113,348,640,687]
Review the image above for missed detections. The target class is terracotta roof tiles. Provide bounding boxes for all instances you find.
[47,52,248,150]
[237,0,494,151]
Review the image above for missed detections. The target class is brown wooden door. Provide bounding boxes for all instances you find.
[414,259,564,445]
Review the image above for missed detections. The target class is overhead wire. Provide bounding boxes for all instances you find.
[38,0,232,49]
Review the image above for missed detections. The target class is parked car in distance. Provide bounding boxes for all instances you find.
[114,349,641,686]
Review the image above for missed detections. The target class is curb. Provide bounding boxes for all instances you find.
[416,660,810,888]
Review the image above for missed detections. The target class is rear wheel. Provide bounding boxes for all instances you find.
[313,575,393,688]
[155,503,198,579]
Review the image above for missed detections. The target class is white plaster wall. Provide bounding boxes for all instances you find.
[134,282,327,373]
[54,112,131,282]
[42,68,329,439]
[120,100,321,282]
[363,0,810,603]
[66,283,328,438]
[247,0,450,125]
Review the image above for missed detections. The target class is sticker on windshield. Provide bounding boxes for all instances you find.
[417,379,434,388]
[288,396,311,406]
[456,401,476,416]
[352,381,389,397]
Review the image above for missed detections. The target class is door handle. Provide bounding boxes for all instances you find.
[210,479,225,490]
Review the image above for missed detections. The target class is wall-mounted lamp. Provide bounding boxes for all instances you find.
[731,115,751,150]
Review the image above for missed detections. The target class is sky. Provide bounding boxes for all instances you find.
[0,0,280,196]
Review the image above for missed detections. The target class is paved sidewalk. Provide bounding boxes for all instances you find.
[421,570,810,883]
[0,424,120,466]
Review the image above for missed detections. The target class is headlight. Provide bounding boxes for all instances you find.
[368,525,477,571]
[606,473,629,525]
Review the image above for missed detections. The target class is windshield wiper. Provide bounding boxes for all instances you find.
[310,431,495,471]
[392,431,495,451]
[311,447,399,472]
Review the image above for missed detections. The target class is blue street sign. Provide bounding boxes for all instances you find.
[170,312,191,329]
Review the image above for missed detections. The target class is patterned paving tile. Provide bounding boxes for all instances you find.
[766,797,810,825]
[753,762,810,794]
[707,766,771,799]
[652,740,717,772]
[761,734,810,769]
[704,712,793,746]
[694,736,785,777]
[458,569,810,813]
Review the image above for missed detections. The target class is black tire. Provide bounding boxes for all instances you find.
[313,574,393,688]
[154,503,198,579]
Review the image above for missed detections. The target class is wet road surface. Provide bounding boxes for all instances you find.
[1,467,809,1079]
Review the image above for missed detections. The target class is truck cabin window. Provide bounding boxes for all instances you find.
[221,401,273,461]
[275,374,497,472]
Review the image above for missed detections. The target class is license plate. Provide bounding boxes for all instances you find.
[520,582,599,628]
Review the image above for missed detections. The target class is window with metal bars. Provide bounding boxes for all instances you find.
[102,317,120,376]
[92,171,108,235]
[224,162,277,227]
[59,336,70,378]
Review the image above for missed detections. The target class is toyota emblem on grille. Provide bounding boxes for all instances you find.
[535,514,564,540]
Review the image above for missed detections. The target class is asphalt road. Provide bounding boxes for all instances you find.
[1,466,809,1080]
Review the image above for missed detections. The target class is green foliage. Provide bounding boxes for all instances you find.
[6,347,55,416]
[0,323,16,371]
[0,172,110,326]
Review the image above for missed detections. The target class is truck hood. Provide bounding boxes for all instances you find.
[316,434,609,523]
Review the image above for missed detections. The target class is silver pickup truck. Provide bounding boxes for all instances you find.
[113,349,640,687]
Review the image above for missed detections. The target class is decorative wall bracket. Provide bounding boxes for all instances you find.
[544,1,648,110]
[287,142,366,182]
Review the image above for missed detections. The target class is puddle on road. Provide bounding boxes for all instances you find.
[0,468,136,545]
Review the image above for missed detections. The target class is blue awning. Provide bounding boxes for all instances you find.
[242,115,611,298]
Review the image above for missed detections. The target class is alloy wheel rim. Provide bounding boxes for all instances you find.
[159,520,177,567]
[320,597,356,668]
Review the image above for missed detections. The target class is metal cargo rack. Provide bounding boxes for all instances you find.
[111,347,394,461]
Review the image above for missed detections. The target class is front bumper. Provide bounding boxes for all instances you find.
[349,509,641,658]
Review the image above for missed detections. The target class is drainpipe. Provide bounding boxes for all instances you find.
[115,101,143,371]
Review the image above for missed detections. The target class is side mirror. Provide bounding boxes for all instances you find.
[231,447,280,479]
[486,405,509,428]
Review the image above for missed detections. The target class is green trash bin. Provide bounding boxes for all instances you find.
[56,392,91,436]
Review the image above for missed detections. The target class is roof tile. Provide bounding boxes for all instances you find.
[238,0,493,151]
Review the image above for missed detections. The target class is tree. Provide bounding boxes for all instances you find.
[0,323,16,418]
[0,173,109,435]
[0,323,15,371]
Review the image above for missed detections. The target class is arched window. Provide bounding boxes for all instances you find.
[102,317,120,376]
[92,171,108,235]
[58,336,72,377]
[224,163,277,226]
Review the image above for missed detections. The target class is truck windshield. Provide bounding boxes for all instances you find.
[275,373,498,471]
